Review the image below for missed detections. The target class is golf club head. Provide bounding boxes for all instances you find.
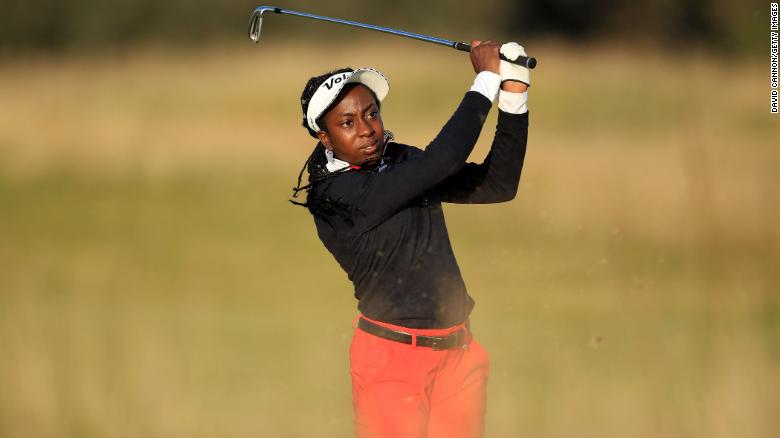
[248,6,278,43]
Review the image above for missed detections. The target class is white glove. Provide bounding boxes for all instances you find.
[499,42,531,87]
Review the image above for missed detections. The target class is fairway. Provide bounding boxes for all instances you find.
[0,41,778,437]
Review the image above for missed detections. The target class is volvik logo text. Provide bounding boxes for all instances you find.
[323,73,351,90]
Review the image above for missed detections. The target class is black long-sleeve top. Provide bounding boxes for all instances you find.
[311,90,529,328]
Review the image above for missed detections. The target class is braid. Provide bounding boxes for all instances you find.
[290,142,361,226]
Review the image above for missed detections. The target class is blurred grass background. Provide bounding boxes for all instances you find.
[1,1,779,437]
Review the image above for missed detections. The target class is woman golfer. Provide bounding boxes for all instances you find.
[291,40,530,438]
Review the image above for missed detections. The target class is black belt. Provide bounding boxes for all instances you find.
[357,317,470,350]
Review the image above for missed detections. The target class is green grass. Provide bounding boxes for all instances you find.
[0,41,778,437]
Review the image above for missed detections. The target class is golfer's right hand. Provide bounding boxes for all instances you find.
[470,40,500,74]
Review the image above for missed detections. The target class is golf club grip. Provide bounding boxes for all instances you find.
[453,41,537,69]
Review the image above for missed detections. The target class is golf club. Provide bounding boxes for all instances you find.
[248,6,537,69]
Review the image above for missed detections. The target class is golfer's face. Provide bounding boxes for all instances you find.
[319,84,385,165]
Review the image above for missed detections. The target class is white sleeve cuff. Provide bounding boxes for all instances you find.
[498,89,528,114]
[469,71,501,102]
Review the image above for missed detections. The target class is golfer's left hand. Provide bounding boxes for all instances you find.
[499,42,530,91]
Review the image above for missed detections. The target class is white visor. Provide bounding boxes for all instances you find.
[305,67,389,133]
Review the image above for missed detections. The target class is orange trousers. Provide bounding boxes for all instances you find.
[349,315,490,438]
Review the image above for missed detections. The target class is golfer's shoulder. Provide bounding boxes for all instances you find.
[386,141,423,160]
[315,169,367,203]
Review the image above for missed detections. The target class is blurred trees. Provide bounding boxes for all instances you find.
[0,0,767,54]
[511,0,766,53]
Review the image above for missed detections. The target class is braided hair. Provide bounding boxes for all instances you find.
[290,67,393,226]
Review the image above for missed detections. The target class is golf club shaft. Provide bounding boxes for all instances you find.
[249,6,537,69]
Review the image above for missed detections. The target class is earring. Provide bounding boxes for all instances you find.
[325,149,334,163]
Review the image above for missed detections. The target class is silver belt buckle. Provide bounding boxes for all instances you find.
[430,328,466,350]
[430,336,448,350]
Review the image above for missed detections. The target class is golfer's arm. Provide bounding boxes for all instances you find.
[437,108,529,204]
[352,91,492,229]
